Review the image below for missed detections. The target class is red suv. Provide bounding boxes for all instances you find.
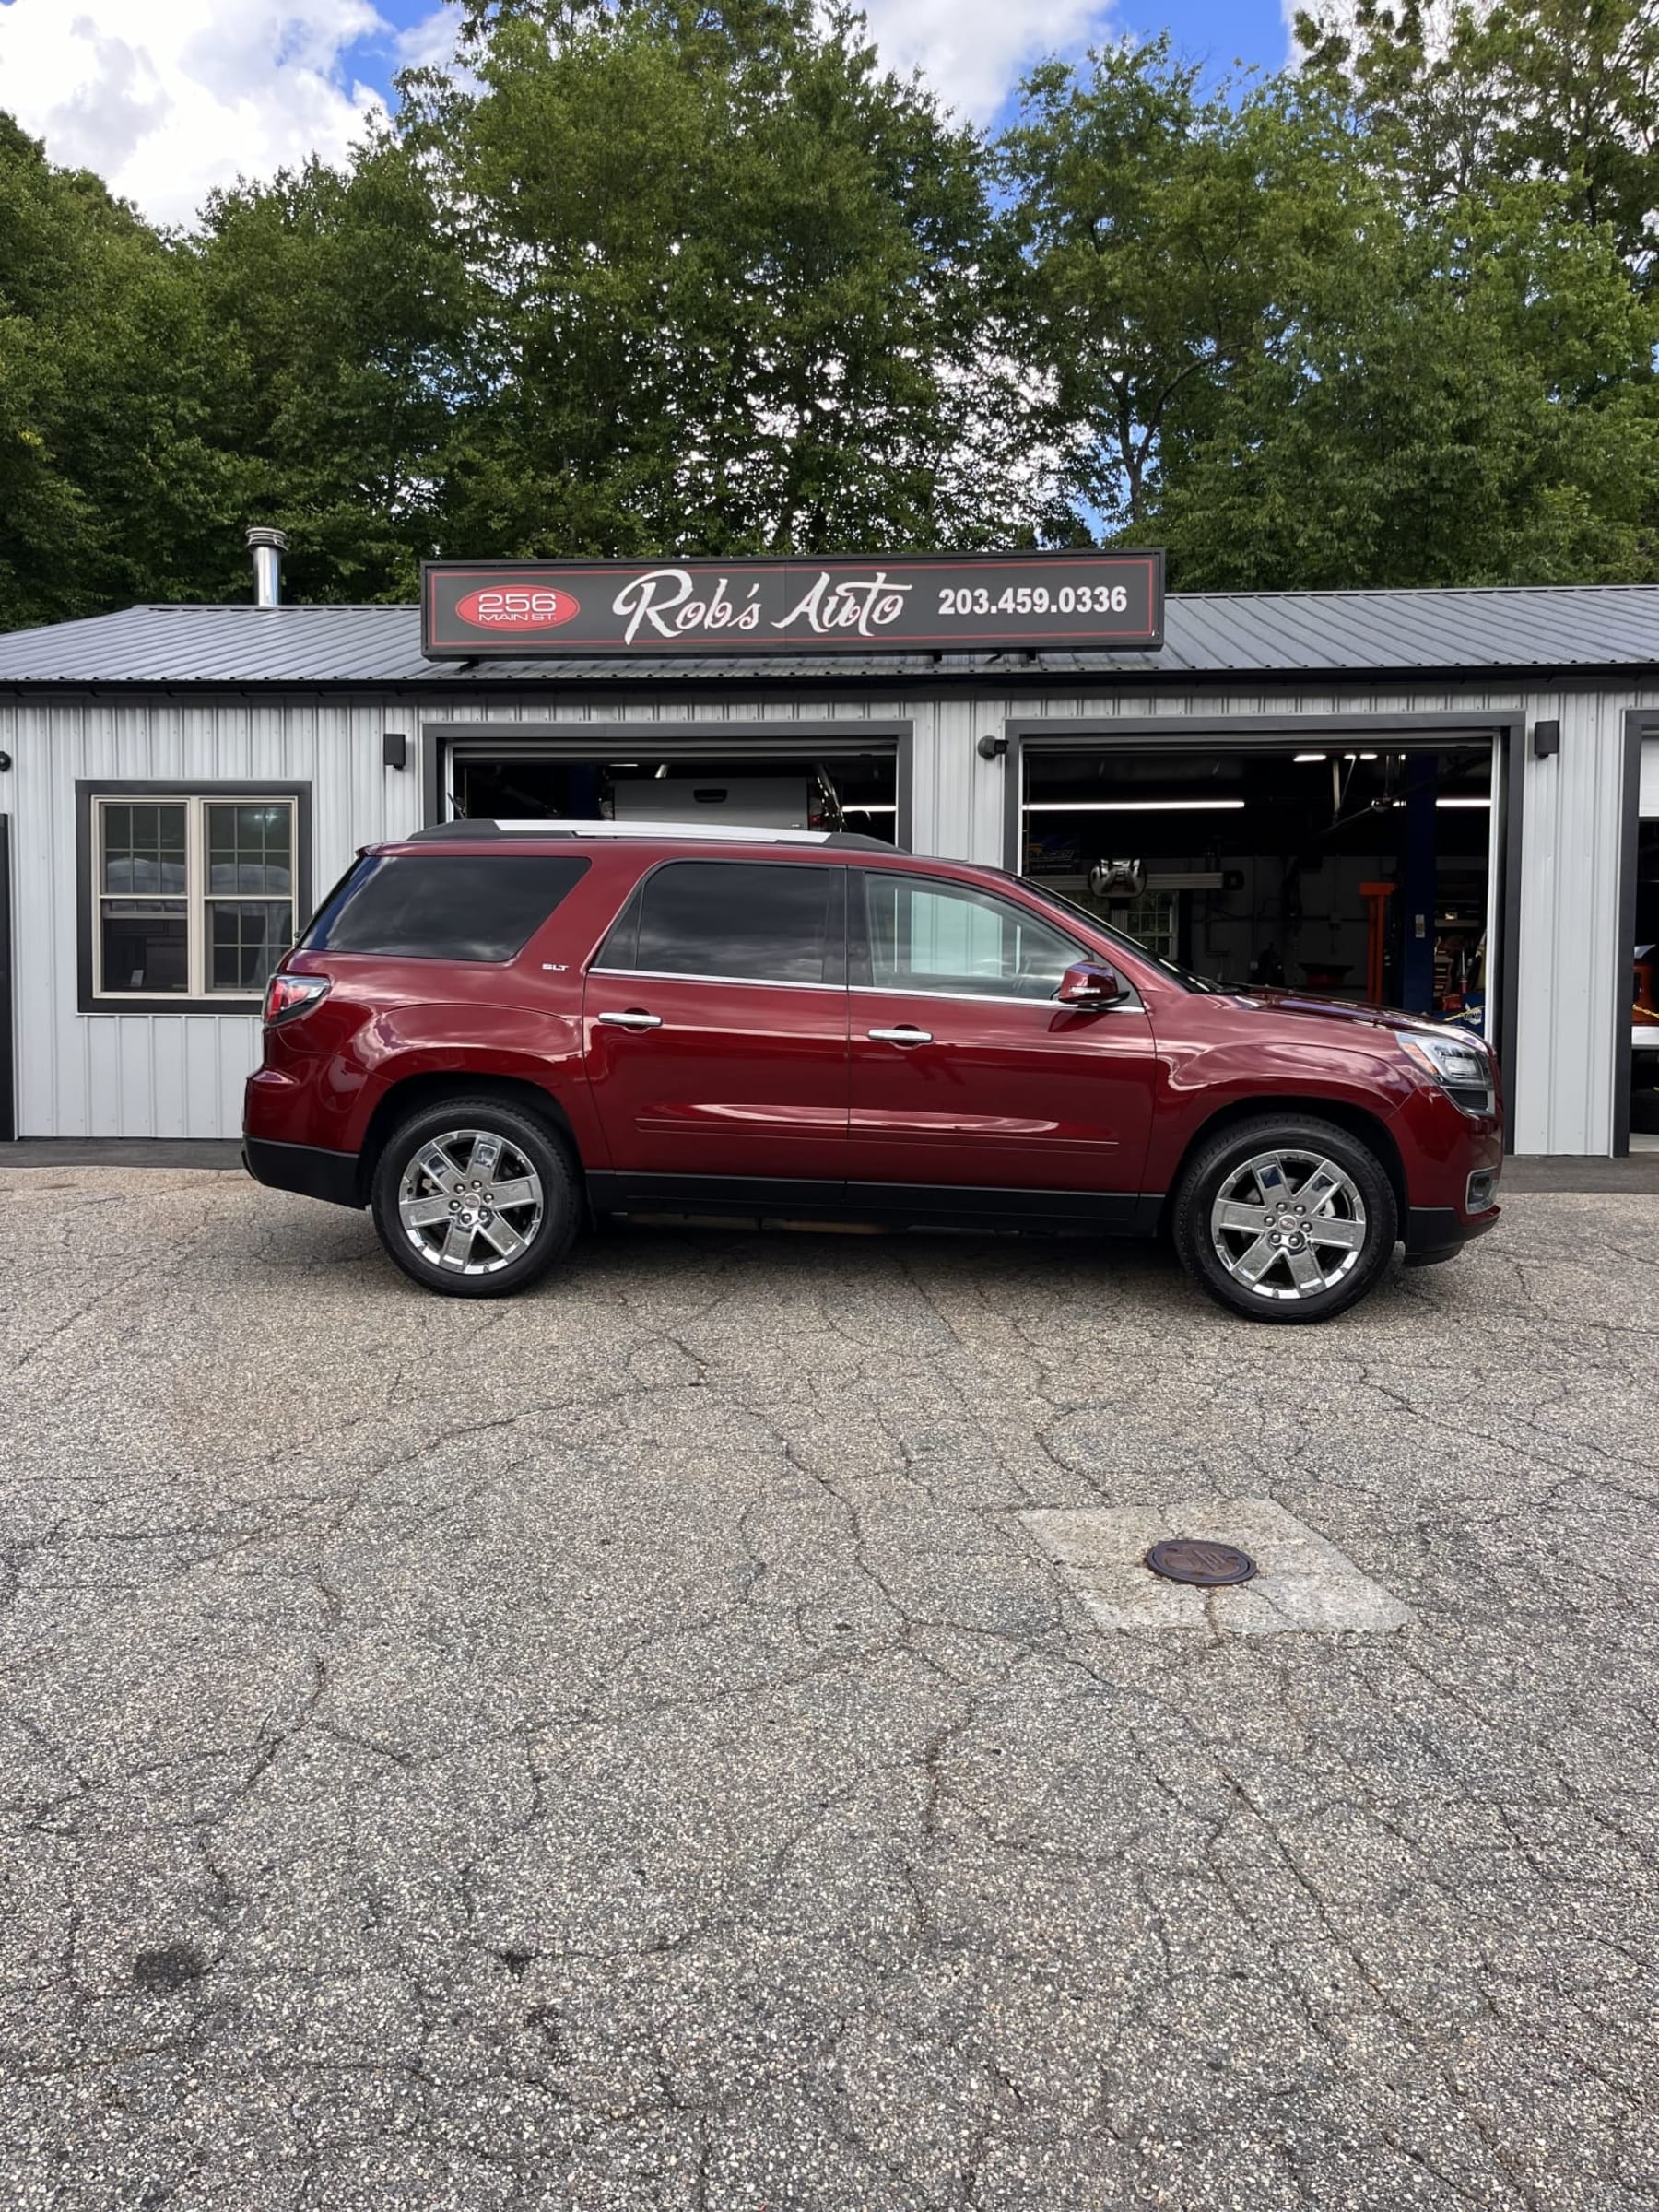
[243,823,1502,1322]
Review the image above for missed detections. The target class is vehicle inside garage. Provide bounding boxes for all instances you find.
[1018,740,1498,1030]
[446,741,900,841]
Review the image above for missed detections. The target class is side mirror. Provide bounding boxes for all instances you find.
[1057,959,1128,1008]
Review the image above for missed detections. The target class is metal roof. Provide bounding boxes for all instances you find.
[0,585,1655,686]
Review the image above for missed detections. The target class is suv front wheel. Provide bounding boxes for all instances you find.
[371,1099,579,1298]
[1171,1115,1398,1324]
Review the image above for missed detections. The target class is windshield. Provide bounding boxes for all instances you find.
[1014,877,1223,994]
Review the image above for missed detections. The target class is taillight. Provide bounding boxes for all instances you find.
[264,972,331,1025]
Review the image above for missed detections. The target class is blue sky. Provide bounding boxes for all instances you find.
[0,0,1296,227]
[356,0,1296,113]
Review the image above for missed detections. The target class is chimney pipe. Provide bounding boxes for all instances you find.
[246,526,288,608]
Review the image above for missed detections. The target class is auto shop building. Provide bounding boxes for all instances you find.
[0,554,1654,1155]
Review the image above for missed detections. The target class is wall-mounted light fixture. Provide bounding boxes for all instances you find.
[976,734,1007,760]
[382,732,409,771]
[1532,718,1560,760]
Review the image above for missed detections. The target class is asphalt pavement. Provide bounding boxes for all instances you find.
[1,1168,1654,2210]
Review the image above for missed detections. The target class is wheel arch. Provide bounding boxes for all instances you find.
[1159,1095,1407,1236]
[357,1073,582,1203]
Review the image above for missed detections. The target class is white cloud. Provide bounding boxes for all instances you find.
[0,0,397,225]
[0,0,1104,229]
[395,5,462,72]
[853,0,1115,121]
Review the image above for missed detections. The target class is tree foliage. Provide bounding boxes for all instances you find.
[0,0,1656,629]
[997,43,1366,544]
[1009,3,1659,582]
[0,117,249,629]
[401,0,1004,561]
[1296,0,1659,282]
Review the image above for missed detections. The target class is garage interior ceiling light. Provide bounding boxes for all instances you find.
[1294,752,1327,763]
[1437,796,1491,808]
[1022,799,1248,813]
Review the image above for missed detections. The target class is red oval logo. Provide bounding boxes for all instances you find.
[453,584,581,631]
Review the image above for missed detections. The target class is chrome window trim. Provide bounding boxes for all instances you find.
[586,966,1146,1011]
[851,982,1146,1012]
[589,965,845,994]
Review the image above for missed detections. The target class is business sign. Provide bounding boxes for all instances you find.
[421,550,1164,660]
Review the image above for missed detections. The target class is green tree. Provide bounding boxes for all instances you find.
[1002,29,1659,586]
[1296,0,1659,286]
[996,42,1371,547]
[0,115,249,630]
[403,0,1008,558]
[1151,181,1659,587]
[194,134,470,602]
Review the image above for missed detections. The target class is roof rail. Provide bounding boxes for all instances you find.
[404,819,901,853]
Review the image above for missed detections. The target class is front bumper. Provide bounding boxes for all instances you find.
[1403,1202,1500,1265]
[243,1136,362,1210]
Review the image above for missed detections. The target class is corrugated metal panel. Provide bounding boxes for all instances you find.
[1511,688,1641,1153]
[10,690,422,1136]
[7,673,1657,1147]
[2,584,1657,686]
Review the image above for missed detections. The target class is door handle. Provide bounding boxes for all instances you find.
[867,1025,933,1046]
[598,1009,663,1030]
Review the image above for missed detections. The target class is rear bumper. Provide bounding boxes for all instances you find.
[243,1136,362,1210]
[1403,1203,1500,1265]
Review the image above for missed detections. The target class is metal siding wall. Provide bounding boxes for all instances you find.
[1512,688,1659,1154]
[6,676,1655,1147]
[12,691,418,1138]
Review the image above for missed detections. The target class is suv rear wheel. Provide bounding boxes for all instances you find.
[371,1099,579,1298]
[1171,1115,1398,1324]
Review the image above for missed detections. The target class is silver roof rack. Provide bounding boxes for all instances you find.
[405,820,900,852]
[494,819,831,842]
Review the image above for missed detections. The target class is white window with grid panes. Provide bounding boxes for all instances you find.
[1115,890,1177,963]
[92,795,298,1000]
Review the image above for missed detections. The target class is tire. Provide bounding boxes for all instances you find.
[370,1097,580,1299]
[1171,1114,1398,1324]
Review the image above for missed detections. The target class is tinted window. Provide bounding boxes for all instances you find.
[862,873,1081,1000]
[602,861,840,985]
[302,854,589,961]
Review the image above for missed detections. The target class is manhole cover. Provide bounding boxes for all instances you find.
[1145,1538,1257,1587]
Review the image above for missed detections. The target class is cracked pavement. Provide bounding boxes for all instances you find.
[2,1166,1655,2210]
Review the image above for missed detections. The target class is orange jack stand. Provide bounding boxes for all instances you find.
[1359,881,1395,1007]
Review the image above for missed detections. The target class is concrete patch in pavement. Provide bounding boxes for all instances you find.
[1020,1496,1416,1633]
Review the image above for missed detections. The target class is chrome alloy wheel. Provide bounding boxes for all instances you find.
[1208,1147,1369,1303]
[396,1128,545,1276]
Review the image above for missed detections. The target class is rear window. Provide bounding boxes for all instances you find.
[300,853,589,962]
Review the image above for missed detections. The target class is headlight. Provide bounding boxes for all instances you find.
[1398,1029,1495,1113]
